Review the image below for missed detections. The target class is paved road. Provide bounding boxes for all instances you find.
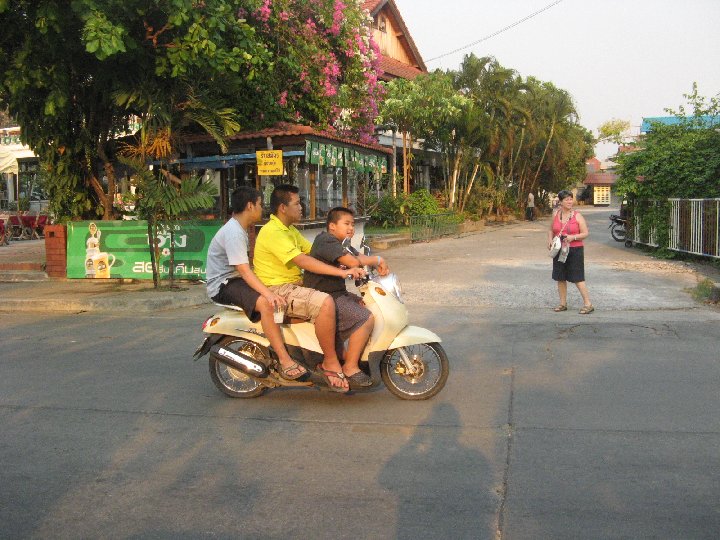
[1,208,719,539]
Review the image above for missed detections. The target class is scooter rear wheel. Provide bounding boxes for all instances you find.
[611,224,626,241]
[381,343,449,400]
[209,336,267,398]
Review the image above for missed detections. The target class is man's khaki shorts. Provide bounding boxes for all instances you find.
[268,282,329,322]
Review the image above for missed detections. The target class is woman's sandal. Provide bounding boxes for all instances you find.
[579,305,595,314]
[553,305,568,312]
[277,361,309,381]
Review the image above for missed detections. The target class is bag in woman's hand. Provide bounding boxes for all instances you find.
[558,241,570,263]
[549,235,562,257]
[549,210,574,259]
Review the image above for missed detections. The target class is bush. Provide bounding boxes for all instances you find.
[406,188,440,216]
[368,189,444,228]
[368,193,408,228]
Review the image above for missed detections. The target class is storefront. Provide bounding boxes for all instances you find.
[64,124,390,280]
[176,124,391,222]
[0,128,48,212]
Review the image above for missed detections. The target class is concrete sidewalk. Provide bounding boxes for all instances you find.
[0,278,210,313]
[0,237,203,312]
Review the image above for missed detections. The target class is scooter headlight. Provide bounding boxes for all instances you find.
[373,273,404,303]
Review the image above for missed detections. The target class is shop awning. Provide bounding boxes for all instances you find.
[0,143,36,175]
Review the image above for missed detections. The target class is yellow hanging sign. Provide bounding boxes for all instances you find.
[256,150,283,175]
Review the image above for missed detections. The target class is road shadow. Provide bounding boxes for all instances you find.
[378,402,496,539]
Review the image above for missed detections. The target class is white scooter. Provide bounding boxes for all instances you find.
[193,241,449,400]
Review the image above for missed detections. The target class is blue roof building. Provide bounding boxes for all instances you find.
[640,115,720,133]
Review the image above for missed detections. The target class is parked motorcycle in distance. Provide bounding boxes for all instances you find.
[193,239,449,400]
[608,214,627,242]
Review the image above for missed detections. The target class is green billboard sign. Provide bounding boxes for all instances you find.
[66,220,222,280]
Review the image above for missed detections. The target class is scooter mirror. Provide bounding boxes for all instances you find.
[360,235,371,256]
[343,236,360,256]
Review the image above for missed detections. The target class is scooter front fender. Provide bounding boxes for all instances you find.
[387,326,442,350]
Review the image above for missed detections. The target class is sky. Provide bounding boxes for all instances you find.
[395,0,720,160]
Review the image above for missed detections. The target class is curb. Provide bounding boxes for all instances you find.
[0,287,212,313]
[0,270,49,282]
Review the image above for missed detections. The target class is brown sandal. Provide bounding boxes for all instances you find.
[553,305,567,312]
[277,361,308,381]
[579,305,595,314]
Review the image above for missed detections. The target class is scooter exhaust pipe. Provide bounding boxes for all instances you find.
[210,345,269,378]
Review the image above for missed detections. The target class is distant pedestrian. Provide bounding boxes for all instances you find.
[525,192,535,221]
[551,195,560,214]
[547,190,593,314]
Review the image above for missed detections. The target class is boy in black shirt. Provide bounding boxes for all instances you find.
[304,207,389,388]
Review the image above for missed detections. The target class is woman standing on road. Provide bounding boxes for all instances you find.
[548,190,594,314]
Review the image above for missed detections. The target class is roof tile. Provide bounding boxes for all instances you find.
[182,123,391,155]
[379,56,424,80]
[584,172,618,186]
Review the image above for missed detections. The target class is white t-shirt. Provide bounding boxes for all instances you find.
[527,193,535,208]
[206,218,250,299]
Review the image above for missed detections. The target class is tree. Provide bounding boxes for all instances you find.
[120,158,217,288]
[598,118,632,145]
[614,85,720,249]
[616,85,720,200]
[240,0,383,143]
[0,1,382,220]
[0,0,270,220]
[379,78,420,196]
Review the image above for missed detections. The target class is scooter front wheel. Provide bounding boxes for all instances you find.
[381,343,449,400]
[209,336,267,398]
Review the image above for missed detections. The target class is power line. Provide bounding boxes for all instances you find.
[426,0,565,63]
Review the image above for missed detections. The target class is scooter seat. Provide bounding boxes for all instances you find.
[212,302,245,312]
[210,301,306,324]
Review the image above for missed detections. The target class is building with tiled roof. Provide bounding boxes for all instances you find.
[364,0,427,81]
[363,1,435,192]
[584,172,619,206]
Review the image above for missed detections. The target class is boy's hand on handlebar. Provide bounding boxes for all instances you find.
[376,257,390,276]
[345,267,366,280]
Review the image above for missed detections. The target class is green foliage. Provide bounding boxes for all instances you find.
[379,53,594,212]
[617,86,720,249]
[120,157,216,287]
[406,189,440,216]
[616,85,720,200]
[691,278,720,303]
[1,0,382,220]
[597,118,631,144]
[368,188,446,227]
[368,193,408,228]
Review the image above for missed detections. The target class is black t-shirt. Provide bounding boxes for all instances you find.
[303,231,348,298]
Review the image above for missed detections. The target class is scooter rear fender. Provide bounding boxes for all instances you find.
[202,309,318,353]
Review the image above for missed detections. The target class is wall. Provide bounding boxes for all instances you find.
[371,10,414,65]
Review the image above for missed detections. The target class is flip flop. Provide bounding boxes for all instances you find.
[277,361,309,382]
[346,370,372,388]
[579,305,595,314]
[315,364,349,393]
[553,305,568,312]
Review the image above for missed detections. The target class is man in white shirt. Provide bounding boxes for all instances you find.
[526,192,535,221]
[206,187,308,381]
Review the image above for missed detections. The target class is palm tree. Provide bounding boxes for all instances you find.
[114,83,234,288]
[531,84,578,192]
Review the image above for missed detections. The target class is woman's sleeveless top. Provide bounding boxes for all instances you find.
[552,212,583,247]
